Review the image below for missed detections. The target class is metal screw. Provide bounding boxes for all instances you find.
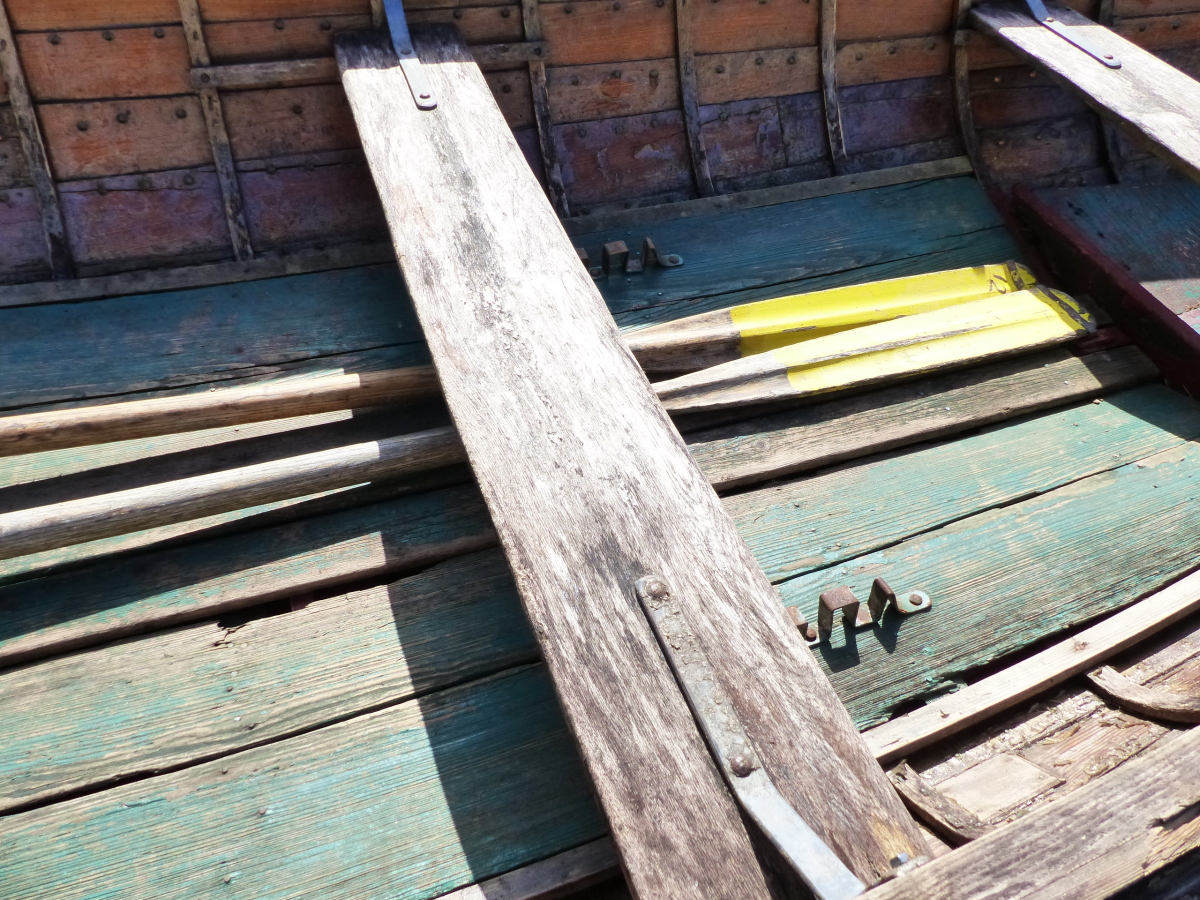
[76,120,89,131]
[102,30,114,41]
[49,33,61,45]
[116,111,130,124]
[175,108,188,119]
[715,64,725,73]
[274,18,286,30]
[729,753,756,777]
[292,104,303,114]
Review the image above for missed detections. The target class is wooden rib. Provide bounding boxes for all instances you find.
[0,0,71,280]
[970,1,1200,184]
[191,57,339,90]
[952,30,988,186]
[520,0,570,215]
[1089,665,1200,723]
[864,723,1200,900]
[887,763,993,847]
[819,0,849,174]
[675,0,715,197]
[370,0,385,29]
[864,566,1200,765]
[0,426,464,562]
[338,26,925,890]
[1095,0,1127,182]
[179,0,254,262]
[0,366,438,457]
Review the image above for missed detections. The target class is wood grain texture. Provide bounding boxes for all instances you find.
[971,0,1200,184]
[191,56,338,90]
[689,345,1156,490]
[17,26,191,101]
[691,0,818,54]
[1089,664,1200,722]
[0,0,71,278]
[547,59,678,123]
[696,47,819,105]
[3,0,179,31]
[864,722,1200,900]
[820,0,848,173]
[0,665,606,900]
[223,84,358,159]
[541,0,674,65]
[338,26,926,892]
[206,14,371,63]
[781,435,1200,729]
[887,762,993,846]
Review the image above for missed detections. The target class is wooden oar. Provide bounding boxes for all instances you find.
[655,287,1095,414]
[0,366,440,458]
[0,426,464,561]
[626,261,1037,373]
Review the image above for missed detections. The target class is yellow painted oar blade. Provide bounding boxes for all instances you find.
[731,261,1037,356]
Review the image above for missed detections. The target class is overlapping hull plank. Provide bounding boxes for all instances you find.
[336,25,925,894]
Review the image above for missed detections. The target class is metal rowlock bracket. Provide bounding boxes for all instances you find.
[382,0,438,109]
[634,576,867,900]
[790,578,931,646]
[1022,0,1121,68]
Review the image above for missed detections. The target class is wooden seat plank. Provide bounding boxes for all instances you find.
[337,25,925,893]
[969,1,1200,183]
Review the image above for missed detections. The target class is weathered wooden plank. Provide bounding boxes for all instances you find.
[3,0,179,31]
[695,47,819,105]
[18,26,191,101]
[0,549,537,811]
[339,26,926,892]
[547,59,677,123]
[207,14,371,63]
[0,665,606,900]
[192,56,339,90]
[698,98,785,184]
[839,0,951,41]
[819,0,848,173]
[1089,664,1200,721]
[971,1,1200,183]
[0,264,422,410]
[540,0,673,65]
[407,6,526,44]
[436,839,618,900]
[676,0,715,196]
[691,0,818,54]
[780,436,1200,729]
[520,0,568,213]
[864,722,1200,900]
[730,383,1200,582]
[837,36,951,87]
[0,0,71,278]
[0,187,47,277]
[39,96,210,180]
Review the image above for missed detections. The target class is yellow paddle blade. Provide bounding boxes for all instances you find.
[730,262,1038,356]
[779,287,1093,397]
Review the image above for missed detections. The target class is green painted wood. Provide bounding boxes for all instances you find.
[0,664,605,900]
[0,482,495,666]
[779,438,1200,729]
[728,385,1200,584]
[572,177,1020,319]
[1035,182,1200,317]
[0,265,425,411]
[0,550,537,812]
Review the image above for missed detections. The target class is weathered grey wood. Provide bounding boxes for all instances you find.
[887,763,993,846]
[179,0,253,261]
[0,0,71,279]
[1089,665,1200,723]
[562,157,971,234]
[674,0,715,197]
[474,41,551,70]
[970,1,1200,184]
[520,0,569,214]
[338,26,925,894]
[0,365,438,457]
[0,242,394,309]
[864,722,1200,900]
[0,426,464,560]
[864,566,1200,765]
[191,58,339,90]
[820,0,849,174]
[435,838,618,900]
[689,345,1155,491]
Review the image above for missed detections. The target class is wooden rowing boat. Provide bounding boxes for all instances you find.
[1,1,1199,898]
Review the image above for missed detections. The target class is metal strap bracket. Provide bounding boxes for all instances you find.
[382,0,437,109]
[634,575,867,900]
[1023,0,1121,68]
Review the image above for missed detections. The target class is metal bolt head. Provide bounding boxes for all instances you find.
[501,6,511,14]
[613,0,622,8]
[154,27,165,38]
[729,753,757,777]
[611,70,621,78]
[320,19,332,31]
[649,68,659,78]
[755,56,763,65]
[116,111,130,124]
[175,107,188,119]
[183,174,196,186]
[453,8,463,16]
[636,576,671,606]
[564,3,574,12]
[570,75,580,85]
[420,92,431,99]
[502,83,512,93]
[76,120,89,132]
[715,64,725,73]
[201,73,211,83]
[890,853,910,868]
[273,18,286,30]
[292,104,304,114]
[787,54,796,64]
[102,30,114,41]
[49,33,61,45]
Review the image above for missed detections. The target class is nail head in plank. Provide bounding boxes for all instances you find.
[337,25,926,891]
